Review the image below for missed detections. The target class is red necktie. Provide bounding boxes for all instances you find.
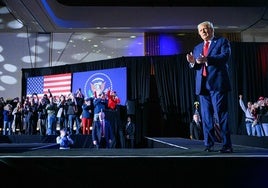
[202,41,209,77]
[203,41,209,57]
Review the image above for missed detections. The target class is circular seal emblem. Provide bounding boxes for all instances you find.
[83,72,113,98]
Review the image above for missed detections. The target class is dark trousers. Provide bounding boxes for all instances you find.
[199,91,232,148]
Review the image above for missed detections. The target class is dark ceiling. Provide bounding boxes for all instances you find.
[1,0,268,34]
[55,0,268,7]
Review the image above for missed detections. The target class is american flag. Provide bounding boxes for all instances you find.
[26,73,72,98]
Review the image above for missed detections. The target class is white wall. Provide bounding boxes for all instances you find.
[241,31,268,42]
[0,30,267,101]
[0,32,144,100]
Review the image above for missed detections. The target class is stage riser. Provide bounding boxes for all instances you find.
[146,135,268,149]
[0,135,93,148]
[1,135,268,149]
[231,135,268,148]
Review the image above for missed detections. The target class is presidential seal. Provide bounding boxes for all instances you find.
[83,72,113,98]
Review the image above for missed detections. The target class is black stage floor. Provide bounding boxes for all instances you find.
[0,135,268,187]
[1,135,268,156]
[1,136,268,156]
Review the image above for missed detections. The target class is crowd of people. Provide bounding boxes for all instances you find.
[239,95,268,137]
[189,95,268,142]
[0,87,136,149]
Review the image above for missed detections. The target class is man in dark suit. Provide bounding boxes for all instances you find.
[186,21,233,153]
[189,113,203,140]
[92,111,114,149]
[125,116,135,148]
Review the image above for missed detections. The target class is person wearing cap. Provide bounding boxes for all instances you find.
[93,91,108,121]
[107,88,121,110]
[81,97,94,135]
[56,128,74,149]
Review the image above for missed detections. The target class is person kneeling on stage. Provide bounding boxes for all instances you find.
[56,128,74,149]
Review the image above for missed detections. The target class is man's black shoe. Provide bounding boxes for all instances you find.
[219,147,233,153]
[204,147,213,152]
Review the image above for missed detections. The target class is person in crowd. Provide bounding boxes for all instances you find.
[8,97,19,134]
[57,94,68,131]
[260,97,268,136]
[24,94,39,135]
[93,91,108,121]
[189,113,203,140]
[251,100,264,137]
[66,93,78,135]
[46,95,58,135]
[186,21,233,153]
[0,97,5,135]
[74,88,84,134]
[125,116,135,148]
[261,97,268,136]
[2,103,13,135]
[252,96,267,136]
[56,128,74,149]
[81,97,94,135]
[107,88,121,110]
[239,95,255,136]
[106,88,122,148]
[12,102,23,134]
[92,111,113,149]
[21,97,30,135]
[10,97,19,111]
[37,94,49,136]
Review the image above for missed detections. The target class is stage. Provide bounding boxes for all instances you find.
[0,135,268,187]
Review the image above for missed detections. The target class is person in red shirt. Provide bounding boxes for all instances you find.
[107,88,120,110]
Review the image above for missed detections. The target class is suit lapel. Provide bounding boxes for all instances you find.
[208,37,218,56]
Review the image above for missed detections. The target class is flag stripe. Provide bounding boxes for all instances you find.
[44,73,72,97]
[44,81,71,87]
[44,75,72,81]
[26,73,72,98]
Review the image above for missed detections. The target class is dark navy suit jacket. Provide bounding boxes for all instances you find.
[191,36,231,95]
[92,119,114,148]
